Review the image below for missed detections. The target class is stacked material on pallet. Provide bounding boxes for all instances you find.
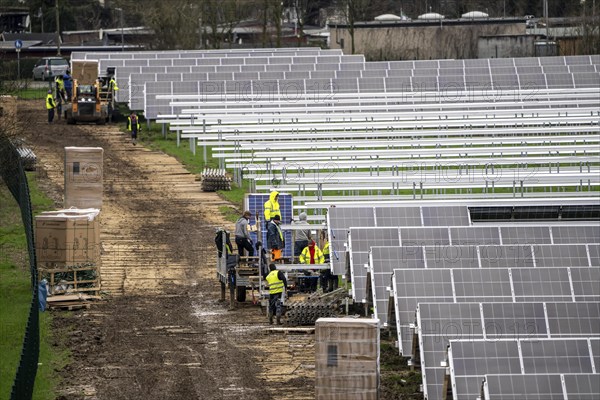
[286,289,346,326]
[315,318,380,400]
[200,168,231,191]
[35,208,101,306]
[64,147,104,209]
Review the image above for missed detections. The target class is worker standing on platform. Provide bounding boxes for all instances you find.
[109,76,119,93]
[299,240,324,292]
[299,240,324,265]
[45,90,56,124]
[265,263,287,325]
[320,236,336,293]
[127,112,141,145]
[263,191,281,227]
[267,215,284,261]
[293,212,311,257]
[235,210,254,257]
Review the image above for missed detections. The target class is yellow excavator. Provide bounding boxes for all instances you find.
[64,79,109,125]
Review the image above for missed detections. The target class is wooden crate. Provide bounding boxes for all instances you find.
[39,263,101,296]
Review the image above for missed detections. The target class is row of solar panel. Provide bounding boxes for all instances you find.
[368,243,600,322]
[352,225,600,318]
[483,373,599,400]
[449,338,600,399]
[104,60,599,75]
[71,47,341,60]
[140,76,599,118]
[128,70,599,86]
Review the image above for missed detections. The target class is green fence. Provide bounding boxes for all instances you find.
[0,134,39,400]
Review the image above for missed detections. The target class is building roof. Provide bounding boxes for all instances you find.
[2,32,57,45]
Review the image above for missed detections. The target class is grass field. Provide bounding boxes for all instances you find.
[0,172,70,400]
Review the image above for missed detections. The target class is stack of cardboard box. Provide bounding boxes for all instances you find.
[315,318,380,400]
[35,147,104,306]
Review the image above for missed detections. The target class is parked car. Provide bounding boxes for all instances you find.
[32,57,69,81]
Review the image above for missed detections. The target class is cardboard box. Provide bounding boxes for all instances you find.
[64,147,103,209]
[35,209,100,264]
[315,318,380,400]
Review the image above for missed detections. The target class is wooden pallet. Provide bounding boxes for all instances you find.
[46,293,101,310]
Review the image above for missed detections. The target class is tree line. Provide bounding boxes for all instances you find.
[3,0,597,50]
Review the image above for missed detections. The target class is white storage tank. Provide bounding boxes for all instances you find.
[461,11,489,19]
[418,12,445,20]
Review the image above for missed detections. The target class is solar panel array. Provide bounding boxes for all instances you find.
[369,243,600,326]
[418,302,600,399]
[351,224,600,306]
[392,266,600,357]
[330,201,599,400]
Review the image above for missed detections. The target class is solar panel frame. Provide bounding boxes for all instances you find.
[244,193,294,257]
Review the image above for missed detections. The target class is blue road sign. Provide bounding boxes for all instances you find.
[15,39,23,49]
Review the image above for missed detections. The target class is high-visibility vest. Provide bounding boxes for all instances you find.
[55,77,64,91]
[299,245,324,264]
[46,94,55,110]
[128,115,140,131]
[110,78,119,91]
[323,241,330,262]
[266,270,284,294]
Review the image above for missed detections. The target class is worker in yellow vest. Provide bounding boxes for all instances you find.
[45,90,56,124]
[263,190,281,225]
[299,240,324,264]
[319,236,336,293]
[109,77,119,92]
[265,263,287,324]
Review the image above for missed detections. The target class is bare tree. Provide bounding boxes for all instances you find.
[337,0,369,54]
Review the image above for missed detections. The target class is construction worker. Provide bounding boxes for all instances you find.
[109,76,119,92]
[235,210,254,257]
[265,263,287,325]
[263,190,281,226]
[55,75,66,102]
[320,236,335,293]
[267,214,284,261]
[299,240,324,265]
[293,212,311,257]
[45,90,56,124]
[127,112,141,145]
[63,71,73,101]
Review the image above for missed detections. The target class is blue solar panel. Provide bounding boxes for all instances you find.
[245,193,294,257]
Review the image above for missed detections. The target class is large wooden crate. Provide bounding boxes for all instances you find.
[39,262,101,296]
[315,318,380,400]
[64,147,104,209]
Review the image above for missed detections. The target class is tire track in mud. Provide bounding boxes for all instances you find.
[17,99,314,400]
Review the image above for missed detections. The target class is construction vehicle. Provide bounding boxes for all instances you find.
[64,79,108,125]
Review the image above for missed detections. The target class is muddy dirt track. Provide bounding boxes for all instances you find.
[16,100,315,400]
